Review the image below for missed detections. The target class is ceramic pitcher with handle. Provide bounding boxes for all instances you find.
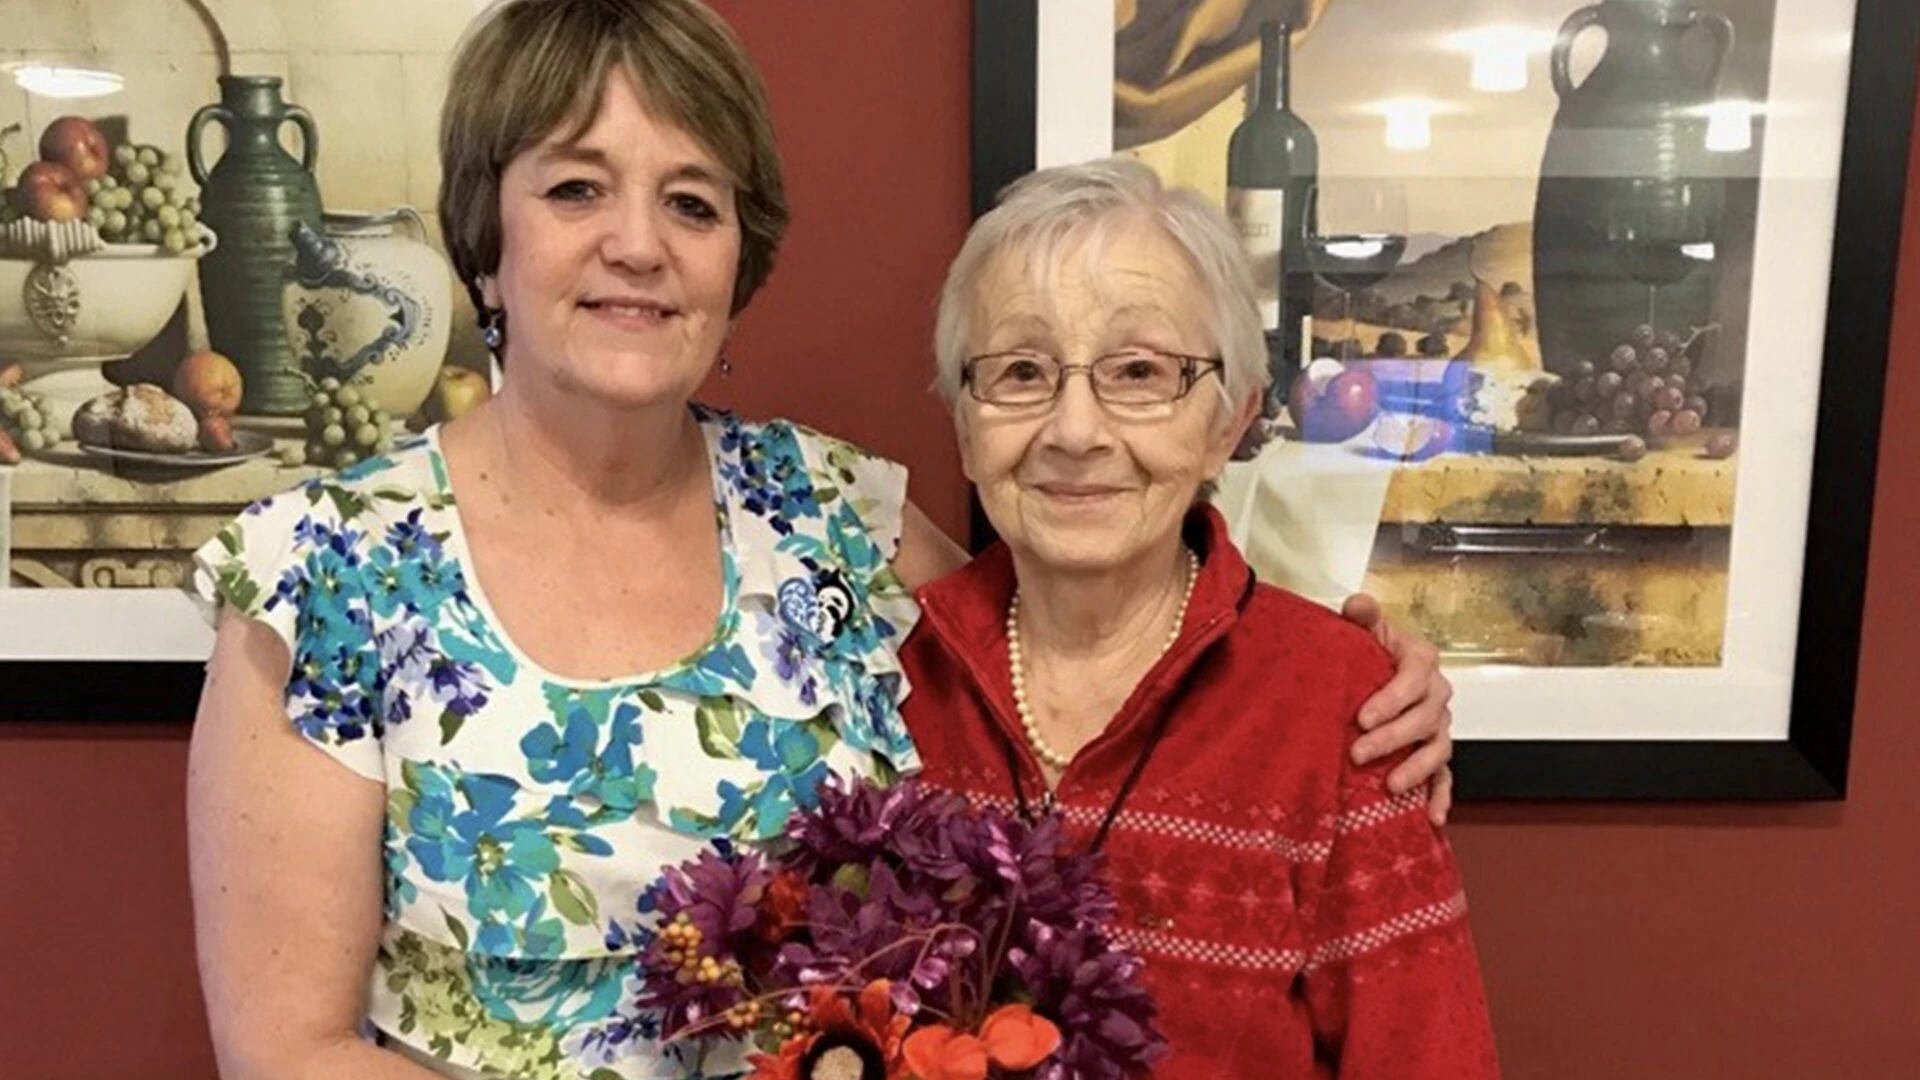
[1530,0,1735,374]
[189,74,325,415]
[283,208,452,419]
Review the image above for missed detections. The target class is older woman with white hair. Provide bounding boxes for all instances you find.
[901,159,1499,1078]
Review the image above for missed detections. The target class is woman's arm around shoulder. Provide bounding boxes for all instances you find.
[188,609,441,1079]
[1341,593,1455,824]
[892,500,969,591]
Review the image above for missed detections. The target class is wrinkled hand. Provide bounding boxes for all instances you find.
[1340,593,1454,825]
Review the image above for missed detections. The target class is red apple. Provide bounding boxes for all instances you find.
[38,115,109,180]
[15,160,89,223]
[1287,358,1380,443]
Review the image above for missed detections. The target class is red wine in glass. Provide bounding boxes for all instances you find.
[1610,178,1715,326]
[1308,232,1408,357]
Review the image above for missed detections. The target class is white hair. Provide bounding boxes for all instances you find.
[932,157,1269,419]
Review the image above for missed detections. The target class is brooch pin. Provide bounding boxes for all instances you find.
[777,566,854,643]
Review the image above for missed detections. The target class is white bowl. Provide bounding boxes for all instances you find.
[0,232,215,434]
[0,240,208,361]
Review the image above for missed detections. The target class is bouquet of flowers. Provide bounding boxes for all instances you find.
[632,777,1165,1080]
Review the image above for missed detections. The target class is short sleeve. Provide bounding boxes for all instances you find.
[788,423,909,560]
[191,483,386,782]
[786,422,917,633]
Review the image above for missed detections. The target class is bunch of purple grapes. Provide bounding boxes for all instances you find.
[1516,323,1709,440]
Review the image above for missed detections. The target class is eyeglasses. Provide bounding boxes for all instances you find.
[960,349,1225,409]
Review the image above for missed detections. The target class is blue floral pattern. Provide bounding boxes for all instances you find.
[191,408,920,1079]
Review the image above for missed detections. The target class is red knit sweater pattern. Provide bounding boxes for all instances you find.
[899,507,1500,1079]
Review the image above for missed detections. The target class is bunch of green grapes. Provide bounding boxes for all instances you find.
[84,143,199,254]
[0,385,53,453]
[301,376,394,470]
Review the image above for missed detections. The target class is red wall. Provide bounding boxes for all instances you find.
[2,5,1916,1078]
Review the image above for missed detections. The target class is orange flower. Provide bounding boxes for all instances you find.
[902,1025,989,1080]
[750,980,913,1080]
[747,1033,810,1080]
[979,1005,1062,1071]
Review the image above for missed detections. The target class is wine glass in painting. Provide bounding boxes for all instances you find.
[1608,176,1716,328]
[1306,178,1410,359]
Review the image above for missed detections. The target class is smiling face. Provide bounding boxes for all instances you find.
[957,221,1255,574]
[482,67,742,408]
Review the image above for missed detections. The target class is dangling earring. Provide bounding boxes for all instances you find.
[480,307,505,352]
[719,352,734,378]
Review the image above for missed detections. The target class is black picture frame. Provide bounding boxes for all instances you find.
[1,660,206,723]
[968,0,1919,799]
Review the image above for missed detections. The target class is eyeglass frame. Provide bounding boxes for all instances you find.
[958,348,1227,408]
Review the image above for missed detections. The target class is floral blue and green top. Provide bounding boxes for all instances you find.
[191,407,921,1079]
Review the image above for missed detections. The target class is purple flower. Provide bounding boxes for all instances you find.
[634,843,771,1036]
[784,774,953,872]
[757,614,820,707]
[1010,923,1166,1079]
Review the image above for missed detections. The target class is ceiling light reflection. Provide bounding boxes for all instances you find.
[1372,98,1441,151]
[1445,27,1554,94]
[1702,100,1756,153]
[10,64,124,99]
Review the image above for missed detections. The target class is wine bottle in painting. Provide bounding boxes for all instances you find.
[1227,15,1319,405]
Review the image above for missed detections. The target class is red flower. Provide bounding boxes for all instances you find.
[979,1005,1061,1071]
[747,980,912,1080]
[755,869,810,946]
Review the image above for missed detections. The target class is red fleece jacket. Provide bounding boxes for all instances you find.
[899,506,1499,1078]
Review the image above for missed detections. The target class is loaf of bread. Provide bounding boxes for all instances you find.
[73,384,199,454]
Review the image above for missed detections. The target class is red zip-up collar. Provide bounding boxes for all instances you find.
[911,504,1258,791]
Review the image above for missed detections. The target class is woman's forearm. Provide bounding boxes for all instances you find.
[215,1032,449,1080]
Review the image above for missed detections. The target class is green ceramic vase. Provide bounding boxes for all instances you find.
[1531,0,1734,374]
[188,75,324,415]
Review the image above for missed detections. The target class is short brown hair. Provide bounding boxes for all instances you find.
[439,0,789,317]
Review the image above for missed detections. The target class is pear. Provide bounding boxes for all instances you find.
[1456,278,1537,375]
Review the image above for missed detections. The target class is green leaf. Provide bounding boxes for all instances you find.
[831,863,871,900]
[324,485,370,522]
[550,869,598,926]
[372,486,413,502]
[813,485,841,505]
[590,1071,624,1080]
[216,525,243,556]
[216,565,260,613]
[637,690,666,713]
[439,708,467,746]
[694,697,745,759]
[442,910,470,951]
[400,758,426,795]
[807,715,841,758]
[386,788,417,829]
[668,806,724,835]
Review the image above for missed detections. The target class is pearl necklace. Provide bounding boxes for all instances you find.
[1006,550,1199,771]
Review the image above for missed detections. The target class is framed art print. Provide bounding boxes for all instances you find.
[1,0,494,719]
[971,0,1920,797]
